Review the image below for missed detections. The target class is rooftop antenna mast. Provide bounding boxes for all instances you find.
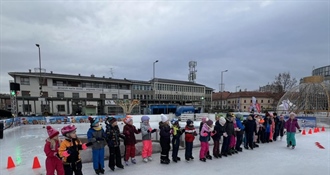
[188,61,197,83]
[110,68,114,78]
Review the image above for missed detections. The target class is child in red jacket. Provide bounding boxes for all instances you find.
[44,126,64,175]
[185,119,197,162]
[123,116,141,166]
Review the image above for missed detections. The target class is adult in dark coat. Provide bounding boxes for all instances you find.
[244,115,257,149]
[221,113,234,157]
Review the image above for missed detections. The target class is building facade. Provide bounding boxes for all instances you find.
[8,70,213,116]
[212,91,275,112]
[9,71,132,116]
[312,65,330,84]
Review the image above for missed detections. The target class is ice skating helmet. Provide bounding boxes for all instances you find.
[186,119,193,126]
[61,125,77,136]
[141,116,150,122]
[171,118,179,125]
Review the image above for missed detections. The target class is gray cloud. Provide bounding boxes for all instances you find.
[0,1,328,94]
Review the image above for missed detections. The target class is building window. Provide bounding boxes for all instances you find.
[72,93,79,98]
[41,78,48,86]
[20,77,30,85]
[244,106,246,109]
[41,91,48,97]
[112,94,117,99]
[123,95,129,99]
[100,94,106,99]
[268,100,270,103]
[24,104,31,112]
[57,105,65,112]
[244,100,246,103]
[21,91,30,97]
[261,100,264,103]
[57,92,64,98]
[87,93,93,98]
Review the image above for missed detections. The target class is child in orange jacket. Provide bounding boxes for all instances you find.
[59,125,91,175]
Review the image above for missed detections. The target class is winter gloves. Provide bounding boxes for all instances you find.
[147,128,157,133]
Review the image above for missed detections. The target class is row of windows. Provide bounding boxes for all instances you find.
[23,104,66,112]
[21,91,129,99]
[20,77,206,92]
[132,85,152,91]
[213,99,271,104]
[155,84,204,93]
[313,66,330,76]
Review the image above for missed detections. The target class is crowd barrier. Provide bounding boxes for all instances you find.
[0,114,318,130]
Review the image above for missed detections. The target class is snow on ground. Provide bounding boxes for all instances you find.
[0,124,329,175]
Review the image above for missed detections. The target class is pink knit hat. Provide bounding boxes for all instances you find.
[47,126,59,139]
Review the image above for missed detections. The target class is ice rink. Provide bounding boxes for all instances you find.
[1,124,329,175]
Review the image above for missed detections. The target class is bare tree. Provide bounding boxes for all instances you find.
[272,72,297,93]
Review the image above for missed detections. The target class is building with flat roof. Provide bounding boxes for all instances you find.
[312,65,330,83]
[8,70,213,115]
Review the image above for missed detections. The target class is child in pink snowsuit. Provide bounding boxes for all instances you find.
[44,126,64,175]
[141,116,157,163]
[269,113,275,142]
[199,120,214,162]
[230,120,238,150]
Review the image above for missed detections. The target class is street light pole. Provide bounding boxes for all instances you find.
[220,70,228,110]
[36,44,43,114]
[236,85,240,111]
[153,60,159,102]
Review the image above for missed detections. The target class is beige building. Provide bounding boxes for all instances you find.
[212,91,275,112]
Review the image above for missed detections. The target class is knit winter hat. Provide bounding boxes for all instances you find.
[141,116,150,122]
[206,119,213,127]
[88,116,99,127]
[289,112,296,118]
[124,117,132,124]
[219,117,226,125]
[186,119,193,126]
[161,114,168,122]
[46,126,59,139]
[202,117,209,123]
[106,117,117,125]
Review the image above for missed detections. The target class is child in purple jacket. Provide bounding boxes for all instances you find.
[285,113,301,149]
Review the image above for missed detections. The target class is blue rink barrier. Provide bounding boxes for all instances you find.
[1,115,125,126]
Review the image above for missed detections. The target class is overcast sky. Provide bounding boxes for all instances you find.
[0,0,329,94]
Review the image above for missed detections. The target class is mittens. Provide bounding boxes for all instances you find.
[62,151,70,158]
[298,129,302,133]
[86,142,93,147]
[223,132,228,137]
[82,143,88,150]
[137,128,141,132]
[181,129,185,133]
[211,131,216,137]
[151,129,157,133]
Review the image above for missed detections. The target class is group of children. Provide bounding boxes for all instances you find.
[44,112,300,175]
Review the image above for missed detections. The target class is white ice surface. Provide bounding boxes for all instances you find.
[1,124,329,175]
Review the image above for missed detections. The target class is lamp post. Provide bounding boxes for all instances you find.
[236,85,240,111]
[36,44,43,114]
[153,60,159,102]
[220,70,228,110]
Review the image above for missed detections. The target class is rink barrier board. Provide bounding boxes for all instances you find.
[0,115,319,130]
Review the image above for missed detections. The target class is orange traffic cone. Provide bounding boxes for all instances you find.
[321,126,325,132]
[317,127,320,132]
[7,156,15,169]
[308,128,313,134]
[301,129,306,135]
[314,127,318,133]
[32,156,41,169]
